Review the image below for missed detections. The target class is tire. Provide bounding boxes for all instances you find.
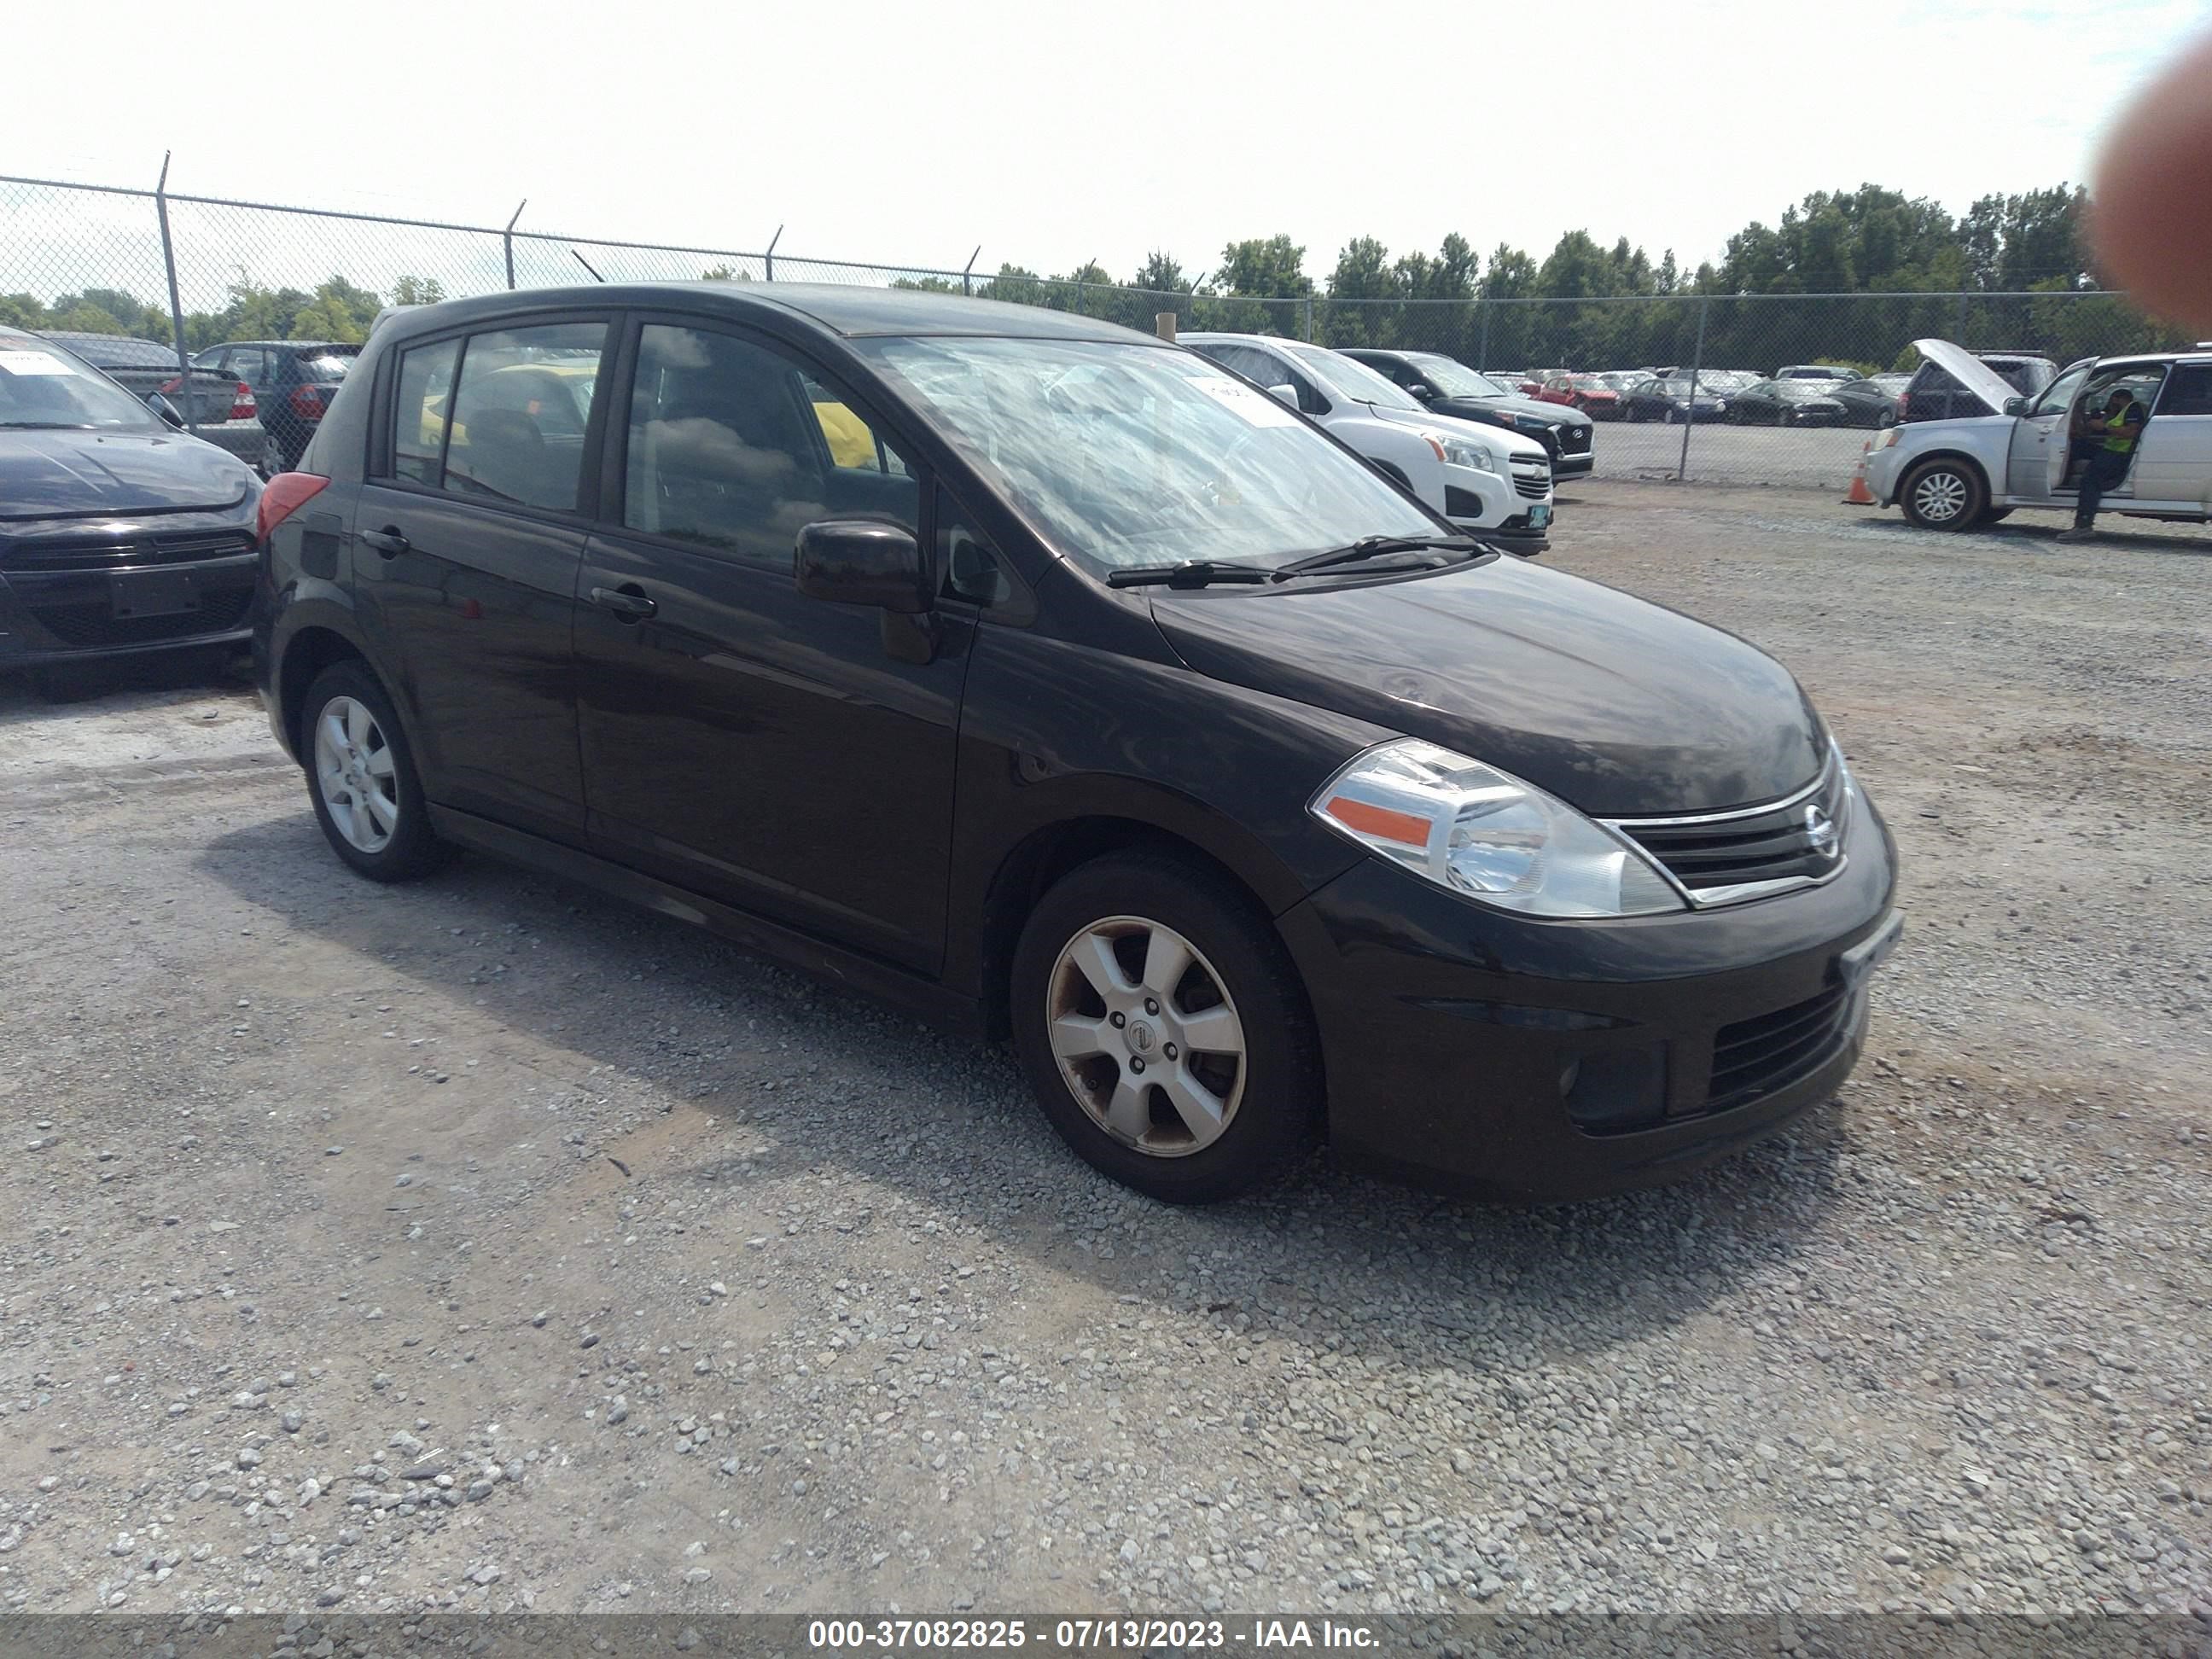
[300,660,446,882]
[1977,506,2013,525]
[1662,407,1678,425]
[1009,850,1323,1204]
[1898,457,1987,531]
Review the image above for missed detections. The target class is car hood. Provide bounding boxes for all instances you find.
[1912,338,2019,415]
[1150,555,1824,817]
[1360,402,1551,459]
[0,428,256,520]
[1427,393,1586,426]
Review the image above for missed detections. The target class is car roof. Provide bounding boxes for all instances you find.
[381,282,1164,345]
[41,331,168,349]
[212,340,355,350]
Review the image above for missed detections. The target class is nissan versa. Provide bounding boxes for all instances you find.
[254,284,1901,1204]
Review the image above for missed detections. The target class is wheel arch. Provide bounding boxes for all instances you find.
[277,624,372,760]
[972,812,1305,1044]
[1897,446,1994,504]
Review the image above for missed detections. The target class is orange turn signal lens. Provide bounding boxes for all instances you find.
[1325,796,1431,847]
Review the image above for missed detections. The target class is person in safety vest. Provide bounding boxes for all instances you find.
[2057,387,2146,542]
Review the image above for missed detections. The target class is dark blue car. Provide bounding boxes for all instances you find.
[0,329,262,674]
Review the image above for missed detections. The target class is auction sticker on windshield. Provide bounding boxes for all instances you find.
[1190,377,1301,427]
[0,349,75,376]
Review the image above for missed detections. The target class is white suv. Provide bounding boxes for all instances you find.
[1864,338,2212,530]
[1182,334,1555,550]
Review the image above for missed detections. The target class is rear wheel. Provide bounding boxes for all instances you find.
[1977,506,2013,525]
[1899,457,1987,531]
[302,661,445,882]
[1010,851,1322,1204]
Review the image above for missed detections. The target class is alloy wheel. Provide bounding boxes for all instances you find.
[314,695,399,853]
[1909,469,1969,524]
[1045,916,1247,1158]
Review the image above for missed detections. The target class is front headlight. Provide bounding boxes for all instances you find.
[1876,427,1901,449]
[1442,437,1496,472]
[1310,739,1685,917]
[1714,399,1728,412]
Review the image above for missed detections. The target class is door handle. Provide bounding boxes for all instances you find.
[591,585,657,620]
[361,527,410,557]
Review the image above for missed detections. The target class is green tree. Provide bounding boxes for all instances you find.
[1216,236,1312,299]
[390,275,447,305]
[0,293,49,329]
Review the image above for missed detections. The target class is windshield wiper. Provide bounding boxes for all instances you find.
[1105,559,1273,589]
[1271,534,1479,580]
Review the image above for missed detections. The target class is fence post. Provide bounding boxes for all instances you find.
[1301,294,1314,342]
[1075,275,1086,317]
[1678,294,1709,482]
[1477,301,1490,370]
[152,152,198,435]
[503,199,527,290]
[963,245,981,298]
[765,224,783,283]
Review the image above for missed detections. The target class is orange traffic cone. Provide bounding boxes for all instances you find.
[1842,439,1877,506]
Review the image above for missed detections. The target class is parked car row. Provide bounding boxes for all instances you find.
[32,330,358,477]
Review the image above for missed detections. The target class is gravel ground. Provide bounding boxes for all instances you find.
[0,482,2208,1627]
[1594,419,1884,489]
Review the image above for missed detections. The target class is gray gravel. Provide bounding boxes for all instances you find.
[0,483,2206,1622]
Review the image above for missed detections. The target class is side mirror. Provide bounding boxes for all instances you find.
[2001,395,2028,416]
[1266,383,1300,408]
[145,392,185,429]
[795,518,930,614]
[1408,382,1435,400]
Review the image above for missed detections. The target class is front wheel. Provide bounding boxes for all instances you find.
[1898,457,1987,531]
[1010,851,1322,1204]
[302,661,446,881]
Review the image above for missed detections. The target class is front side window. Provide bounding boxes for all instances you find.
[444,322,608,510]
[2029,362,2092,418]
[622,323,917,568]
[864,335,1441,574]
[1284,343,1422,411]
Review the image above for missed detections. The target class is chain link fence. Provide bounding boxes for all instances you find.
[3,172,2192,490]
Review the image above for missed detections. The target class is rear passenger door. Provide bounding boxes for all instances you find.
[2138,360,2212,507]
[350,315,612,844]
[572,316,978,970]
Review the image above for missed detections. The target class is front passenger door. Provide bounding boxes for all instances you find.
[2006,362,2090,499]
[573,318,973,971]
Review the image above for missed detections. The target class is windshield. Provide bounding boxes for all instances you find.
[1406,354,1505,399]
[1282,344,1425,411]
[0,334,163,429]
[864,336,1441,573]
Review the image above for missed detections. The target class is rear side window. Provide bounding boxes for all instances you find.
[294,349,356,384]
[392,339,460,486]
[2158,364,2212,416]
[621,323,917,570]
[444,322,608,510]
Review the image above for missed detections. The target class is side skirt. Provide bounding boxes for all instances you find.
[427,805,988,1040]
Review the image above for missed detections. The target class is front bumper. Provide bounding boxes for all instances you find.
[1275,779,1899,1201]
[0,515,259,669]
[1863,444,1904,505]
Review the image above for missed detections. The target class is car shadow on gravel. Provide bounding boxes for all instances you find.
[1848,517,2212,556]
[197,815,1854,1371]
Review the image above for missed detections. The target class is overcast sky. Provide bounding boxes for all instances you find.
[11,0,2208,285]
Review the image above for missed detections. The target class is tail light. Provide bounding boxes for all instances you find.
[230,381,257,422]
[289,385,329,421]
[257,472,329,543]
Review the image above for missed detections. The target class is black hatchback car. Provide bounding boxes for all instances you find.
[195,339,360,474]
[256,284,1900,1205]
[1340,348,1595,478]
[0,329,263,674]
